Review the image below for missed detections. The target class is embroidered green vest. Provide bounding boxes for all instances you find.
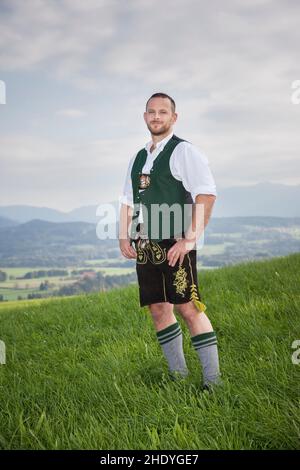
[130,134,193,241]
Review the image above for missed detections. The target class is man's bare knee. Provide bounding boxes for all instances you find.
[148,302,173,320]
[148,302,176,330]
[175,302,199,321]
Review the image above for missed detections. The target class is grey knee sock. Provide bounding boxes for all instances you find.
[191,331,221,386]
[156,322,189,377]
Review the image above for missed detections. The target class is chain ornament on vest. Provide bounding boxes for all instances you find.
[138,173,151,189]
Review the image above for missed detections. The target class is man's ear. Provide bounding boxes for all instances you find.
[172,112,178,123]
[143,112,147,122]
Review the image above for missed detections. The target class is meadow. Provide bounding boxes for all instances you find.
[0,253,299,449]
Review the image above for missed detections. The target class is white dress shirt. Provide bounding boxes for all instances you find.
[120,131,217,222]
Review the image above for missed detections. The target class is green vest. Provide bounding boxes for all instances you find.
[130,134,193,241]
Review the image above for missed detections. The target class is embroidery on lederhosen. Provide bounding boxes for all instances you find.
[135,240,167,265]
[146,241,167,265]
[136,246,147,264]
[187,252,207,313]
[135,239,148,264]
[173,264,188,297]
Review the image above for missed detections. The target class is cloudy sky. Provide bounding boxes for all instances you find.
[0,0,299,211]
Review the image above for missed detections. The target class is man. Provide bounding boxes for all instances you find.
[119,92,221,390]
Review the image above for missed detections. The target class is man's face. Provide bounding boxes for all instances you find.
[144,97,177,136]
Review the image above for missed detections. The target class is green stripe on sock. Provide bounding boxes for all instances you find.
[192,336,218,347]
[193,337,217,347]
[192,332,217,348]
[192,331,216,344]
[157,322,181,345]
[194,340,217,350]
[159,329,182,345]
[157,322,180,339]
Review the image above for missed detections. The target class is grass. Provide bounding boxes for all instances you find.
[0,253,299,449]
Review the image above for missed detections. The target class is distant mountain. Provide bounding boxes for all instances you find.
[0,216,19,228]
[68,201,119,224]
[0,219,96,251]
[212,182,300,217]
[0,182,299,223]
[0,202,120,224]
[0,205,68,223]
[0,216,299,268]
[0,219,118,267]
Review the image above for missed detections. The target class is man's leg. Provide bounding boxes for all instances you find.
[175,301,221,387]
[149,302,189,378]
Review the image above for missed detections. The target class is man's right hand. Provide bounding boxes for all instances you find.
[119,238,137,259]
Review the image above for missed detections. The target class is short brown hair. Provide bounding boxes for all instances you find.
[146,92,176,113]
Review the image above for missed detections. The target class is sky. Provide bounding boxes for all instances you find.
[0,0,299,212]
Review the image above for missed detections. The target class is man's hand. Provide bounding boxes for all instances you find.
[168,193,216,267]
[119,238,137,259]
[167,238,196,267]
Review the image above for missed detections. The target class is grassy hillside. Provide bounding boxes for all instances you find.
[0,253,299,450]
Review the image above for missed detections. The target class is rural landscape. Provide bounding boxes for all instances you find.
[1,199,299,449]
[0,201,300,302]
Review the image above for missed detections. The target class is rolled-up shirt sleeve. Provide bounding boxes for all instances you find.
[119,154,135,208]
[171,142,217,202]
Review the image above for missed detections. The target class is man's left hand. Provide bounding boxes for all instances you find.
[167,238,196,267]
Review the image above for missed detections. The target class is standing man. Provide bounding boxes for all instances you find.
[119,92,221,390]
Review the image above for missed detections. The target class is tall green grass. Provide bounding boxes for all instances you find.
[0,253,299,449]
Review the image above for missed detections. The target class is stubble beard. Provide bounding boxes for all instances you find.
[147,121,172,136]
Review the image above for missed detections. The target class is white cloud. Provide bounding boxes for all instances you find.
[0,0,119,83]
[0,133,142,209]
[0,0,300,209]
[56,108,87,118]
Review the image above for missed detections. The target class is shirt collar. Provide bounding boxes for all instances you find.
[145,131,174,154]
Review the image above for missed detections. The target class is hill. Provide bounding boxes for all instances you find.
[0,218,118,267]
[0,216,19,228]
[0,253,299,449]
[213,182,300,217]
[0,216,299,268]
[1,183,300,224]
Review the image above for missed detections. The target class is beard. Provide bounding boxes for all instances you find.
[146,121,172,136]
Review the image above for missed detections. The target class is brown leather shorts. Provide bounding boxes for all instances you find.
[132,238,206,312]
